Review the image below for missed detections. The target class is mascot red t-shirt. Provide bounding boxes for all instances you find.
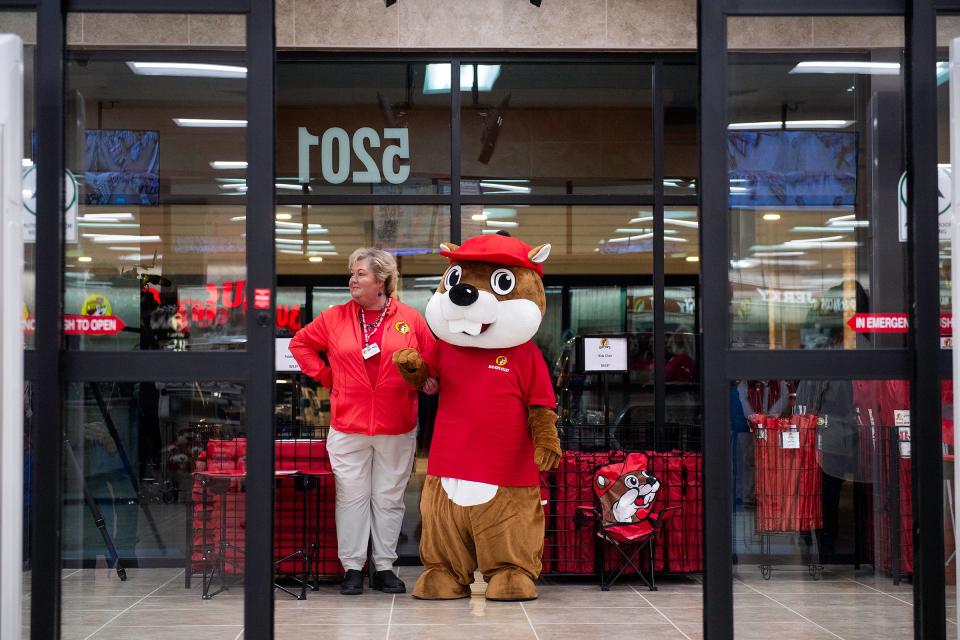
[423,340,556,486]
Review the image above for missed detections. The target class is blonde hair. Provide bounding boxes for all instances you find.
[348,247,400,297]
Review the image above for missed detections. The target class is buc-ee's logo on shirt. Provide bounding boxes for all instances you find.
[394,321,410,334]
[489,355,510,373]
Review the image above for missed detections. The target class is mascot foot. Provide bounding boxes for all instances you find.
[484,570,539,602]
[412,568,471,600]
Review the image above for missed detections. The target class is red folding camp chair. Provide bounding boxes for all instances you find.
[577,452,679,591]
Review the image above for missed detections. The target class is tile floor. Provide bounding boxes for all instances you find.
[19,565,957,639]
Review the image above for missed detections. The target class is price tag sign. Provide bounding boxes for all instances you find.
[898,426,911,458]
[894,409,910,427]
[275,338,301,372]
[582,336,628,372]
[781,431,800,449]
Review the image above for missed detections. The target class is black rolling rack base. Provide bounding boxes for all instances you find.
[194,473,320,600]
[757,529,823,581]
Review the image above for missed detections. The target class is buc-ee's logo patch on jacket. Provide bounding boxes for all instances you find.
[394,321,410,334]
[489,355,510,373]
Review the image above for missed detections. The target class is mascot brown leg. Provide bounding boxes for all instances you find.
[413,475,473,600]
[472,486,544,602]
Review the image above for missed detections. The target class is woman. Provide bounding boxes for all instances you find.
[290,248,437,595]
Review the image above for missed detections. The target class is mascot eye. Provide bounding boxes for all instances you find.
[490,268,516,295]
[444,265,463,289]
[624,475,640,489]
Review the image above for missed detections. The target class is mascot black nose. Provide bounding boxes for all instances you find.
[449,283,479,307]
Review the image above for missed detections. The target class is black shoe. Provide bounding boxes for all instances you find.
[370,569,406,593]
[341,569,364,595]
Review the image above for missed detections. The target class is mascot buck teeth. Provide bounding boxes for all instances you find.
[392,231,561,601]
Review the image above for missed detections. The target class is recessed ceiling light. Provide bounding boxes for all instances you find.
[276,213,293,220]
[77,256,92,263]
[210,161,248,170]
[791,226,855,233]
[763,213,781,221]
[128,62,247,78]
[82,234,161,243]
[77,213,134,221]
[789,61,900,75]
[423,63,501,94]
[308,256,324,263]
[686,256,699,262]
[173,118,247,128]
[728,120,854,130]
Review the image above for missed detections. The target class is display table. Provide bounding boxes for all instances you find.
[192,466,335,600]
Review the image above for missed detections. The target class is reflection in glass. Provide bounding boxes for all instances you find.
[64,205,247,351]
[278,205,450,280]
[61,379,246,632]
[728,55,905,349]
[664,64,698,194]
[22,381,32,639]
[459,63,653,195]
[67,54,246,199]
[732,377,915,636]
[461,205,658,275]
[22,43,35,349]
[65,46,248,351]
[939,14,959,632]
[277,62,449,195]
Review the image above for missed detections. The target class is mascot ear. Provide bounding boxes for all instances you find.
[529,243,551,264]
[440,242,460,254]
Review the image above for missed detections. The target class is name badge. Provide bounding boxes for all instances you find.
[362,343,381,360]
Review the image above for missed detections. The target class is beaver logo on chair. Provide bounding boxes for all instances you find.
[596,468,661,524]
[392,231,561,602]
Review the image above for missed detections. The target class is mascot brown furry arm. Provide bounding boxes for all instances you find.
[393,231,561,602]
[393,348,429,388]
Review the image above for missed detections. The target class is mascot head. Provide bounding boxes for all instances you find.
[425,231,550,349]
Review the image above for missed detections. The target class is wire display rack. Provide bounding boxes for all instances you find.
[748,413,824,580]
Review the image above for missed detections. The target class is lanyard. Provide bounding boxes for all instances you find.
[359,297,391,348]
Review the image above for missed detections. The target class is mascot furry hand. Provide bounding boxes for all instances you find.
[392,231,561,602]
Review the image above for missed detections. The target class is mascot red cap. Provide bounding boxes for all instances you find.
[439,233,544,277]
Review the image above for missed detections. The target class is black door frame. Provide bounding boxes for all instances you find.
[699,1,947,638]
[2,1,276,638]
[6,0,957,637]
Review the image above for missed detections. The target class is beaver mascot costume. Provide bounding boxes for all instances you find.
[392,231,561,601]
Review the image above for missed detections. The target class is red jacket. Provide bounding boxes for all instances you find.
[289,298,435,436]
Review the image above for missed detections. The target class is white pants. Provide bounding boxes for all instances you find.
[326,427,417,572]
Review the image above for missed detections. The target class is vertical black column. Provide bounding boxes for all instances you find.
[698,2,733,639]
[31,1,65,638]
[652,62,665,452]
[905,1,945,637]
[244,1,276,638]
[450,58,461,244]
